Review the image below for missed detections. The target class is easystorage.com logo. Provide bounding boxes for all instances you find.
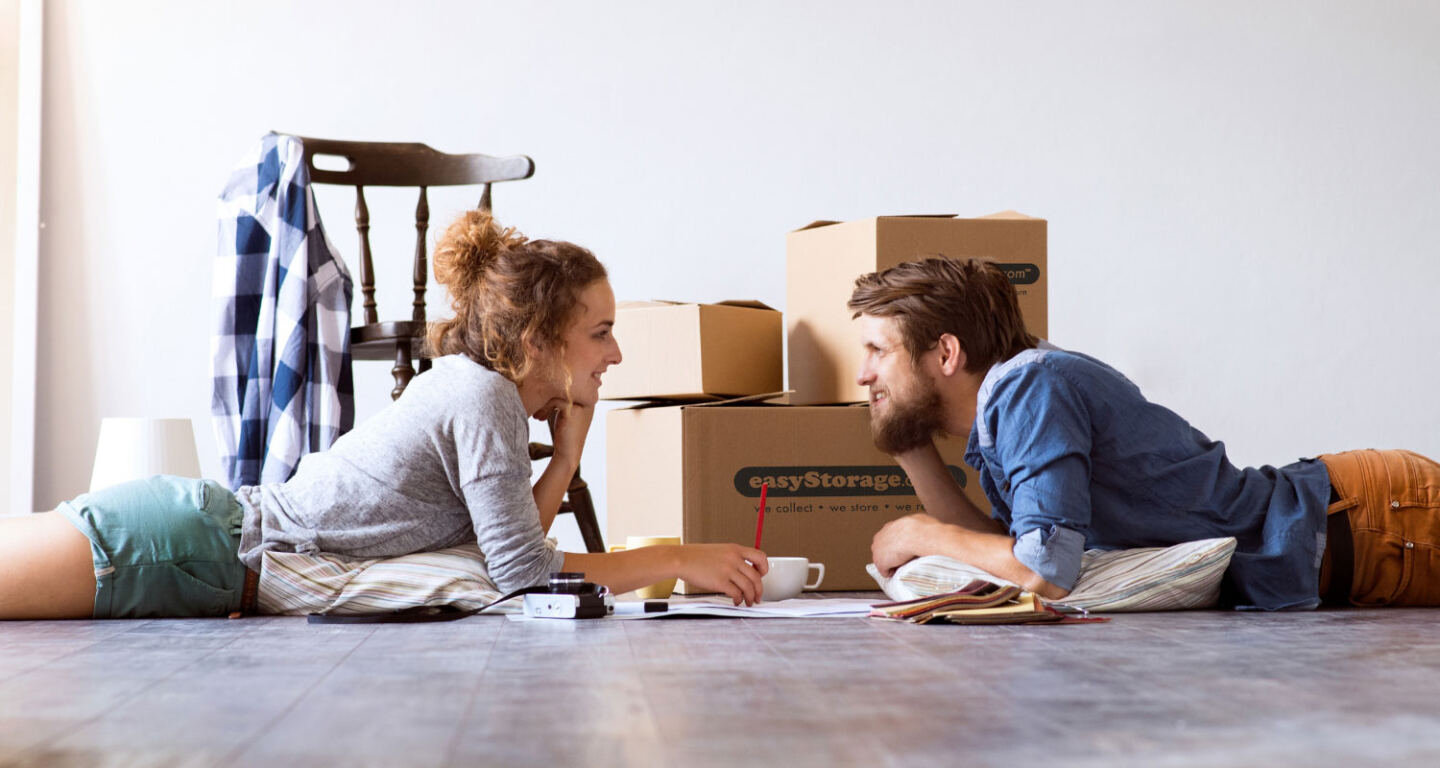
[998,263,1041,285]
[733,466,967,497]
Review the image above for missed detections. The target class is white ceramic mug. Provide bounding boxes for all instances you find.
[761,557,825,601]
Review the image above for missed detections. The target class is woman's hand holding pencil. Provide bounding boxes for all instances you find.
[674,543,769,605]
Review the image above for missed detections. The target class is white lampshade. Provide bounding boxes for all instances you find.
[89,417,202,492]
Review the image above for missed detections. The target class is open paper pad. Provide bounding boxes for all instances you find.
[505,597,876,621]
[621,597,875,619]
[868,580,1084,625]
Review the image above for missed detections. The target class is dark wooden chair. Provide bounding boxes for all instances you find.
[296,135,605,553]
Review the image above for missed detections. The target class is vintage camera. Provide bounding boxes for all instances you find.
[521,572,615,619]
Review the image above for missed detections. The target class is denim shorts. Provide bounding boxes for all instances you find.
[57,475,248,618]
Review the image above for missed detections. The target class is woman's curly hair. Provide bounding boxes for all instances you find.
[425,210,607,384]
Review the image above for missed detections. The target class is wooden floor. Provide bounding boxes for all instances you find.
[3,598,1440,767]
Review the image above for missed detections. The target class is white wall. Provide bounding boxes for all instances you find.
[1,0,18,506]
[32,1,1440,549]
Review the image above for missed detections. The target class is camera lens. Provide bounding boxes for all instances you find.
[548,572,586,594]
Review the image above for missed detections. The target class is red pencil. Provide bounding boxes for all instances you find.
[754,482,768,549]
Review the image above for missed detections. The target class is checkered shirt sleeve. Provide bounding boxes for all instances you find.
[212,133,354,491]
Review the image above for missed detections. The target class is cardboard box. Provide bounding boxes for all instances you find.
[785,212,1047,405]
[599,300,782,401]
[606,401,986,592]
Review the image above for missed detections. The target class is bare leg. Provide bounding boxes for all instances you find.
[0,512,97,619]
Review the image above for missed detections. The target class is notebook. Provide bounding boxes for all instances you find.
[868,580,1105,625]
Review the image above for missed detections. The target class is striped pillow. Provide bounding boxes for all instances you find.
[257,543,505,616]
[867,537,1238,612]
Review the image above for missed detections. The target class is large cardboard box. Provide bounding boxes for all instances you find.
[606,401,986,592]
[785,212,1047,405]
[599,300,782,401]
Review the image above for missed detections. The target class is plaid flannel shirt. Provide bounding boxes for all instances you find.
[212,133,354,490]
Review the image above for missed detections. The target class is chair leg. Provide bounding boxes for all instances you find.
[391,344,415,400]
[566,470,605,553]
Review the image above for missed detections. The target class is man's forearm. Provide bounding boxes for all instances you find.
[896,442,1005,535]
[924,524,1069,600]
[886,443,1069,599]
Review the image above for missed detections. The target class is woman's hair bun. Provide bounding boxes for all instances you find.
[433,209,528,294]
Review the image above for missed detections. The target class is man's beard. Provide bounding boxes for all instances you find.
[870,378,947,455]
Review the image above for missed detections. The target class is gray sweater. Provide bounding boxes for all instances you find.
[235,355,566,592]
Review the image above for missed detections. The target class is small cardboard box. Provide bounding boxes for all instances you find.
[785,212,1047,405]
[599,300,782,401]
[606,401,986,592]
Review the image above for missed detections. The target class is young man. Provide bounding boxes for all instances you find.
[852,257,1440,610]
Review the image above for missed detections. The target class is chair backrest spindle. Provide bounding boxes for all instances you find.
[412,187,429,325]
[355,185,378,326]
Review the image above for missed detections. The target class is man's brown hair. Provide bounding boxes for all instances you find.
[847,257,1037,373]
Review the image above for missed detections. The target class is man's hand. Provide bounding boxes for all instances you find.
[871,513,945,577]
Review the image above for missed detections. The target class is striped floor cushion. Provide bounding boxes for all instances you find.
[867,537,1238,612]
[257,543,505,616]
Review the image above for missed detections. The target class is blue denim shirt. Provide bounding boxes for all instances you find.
[964,345,1331,611]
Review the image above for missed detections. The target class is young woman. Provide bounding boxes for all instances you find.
[0,211,769,619]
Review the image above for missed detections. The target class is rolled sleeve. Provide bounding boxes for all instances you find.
[1014,524,1085,590]
[983,362,1096,591]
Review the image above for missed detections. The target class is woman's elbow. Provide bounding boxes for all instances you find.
[488,562,548,594]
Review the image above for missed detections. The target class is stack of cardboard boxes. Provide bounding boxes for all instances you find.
[602,212,1048,591]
